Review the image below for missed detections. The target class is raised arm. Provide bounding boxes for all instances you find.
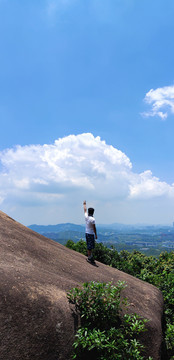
[83,200,87,214]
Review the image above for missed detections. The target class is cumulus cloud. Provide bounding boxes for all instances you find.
[129,170,174,199]
[0,133,174,224]
[0,133,132,199]
[142,85,174,120]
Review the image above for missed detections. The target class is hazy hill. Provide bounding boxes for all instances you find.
[28,222,85,233]
[28,222,174,254]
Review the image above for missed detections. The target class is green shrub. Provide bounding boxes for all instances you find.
[165,323,174,355]
[67,281,152,360]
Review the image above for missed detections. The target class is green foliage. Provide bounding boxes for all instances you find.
[68,281,126,330]
[166,324,174,353]
[67,281,152,360]
[66,240,174,358]
[72,326,150,360]
[66,239,87,255]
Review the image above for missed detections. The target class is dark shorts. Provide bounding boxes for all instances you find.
[86,233,95,250]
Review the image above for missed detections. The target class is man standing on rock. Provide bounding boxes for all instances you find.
[83,200,97,264]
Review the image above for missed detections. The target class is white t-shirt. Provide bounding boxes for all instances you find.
[85,212,95,235]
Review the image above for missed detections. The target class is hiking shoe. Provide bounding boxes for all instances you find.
[87,257,95,264]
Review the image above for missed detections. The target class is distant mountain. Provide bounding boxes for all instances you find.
[28,222,172,234]
[28,223,85,234]
[98,223,134,231]
[98,223,173,233]
[28,222,174,254]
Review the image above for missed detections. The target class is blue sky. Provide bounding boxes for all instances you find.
[0,0,174,225]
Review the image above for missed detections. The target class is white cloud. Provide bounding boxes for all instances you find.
[0,133,131,196]
[129,170,174,199]
[0,133,174,225]
[142,85,174,120]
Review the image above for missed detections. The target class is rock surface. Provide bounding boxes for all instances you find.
[0,211,164,360]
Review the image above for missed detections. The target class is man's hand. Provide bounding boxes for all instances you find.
[83,200,87,213]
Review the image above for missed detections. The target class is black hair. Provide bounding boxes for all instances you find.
[88,207,94,216]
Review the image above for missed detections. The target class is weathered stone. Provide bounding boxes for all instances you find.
[0,211,164,360]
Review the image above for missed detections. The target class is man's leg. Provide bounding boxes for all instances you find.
[87,249,92,258]
[86,234,93,259]
[86,233,95,262]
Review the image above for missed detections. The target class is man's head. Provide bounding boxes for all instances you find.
[88,207,94,216]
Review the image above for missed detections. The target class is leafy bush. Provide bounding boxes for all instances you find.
[67,281,152,360]
[165,323,174,356]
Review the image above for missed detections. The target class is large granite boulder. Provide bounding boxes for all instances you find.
[0,211,164,360]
